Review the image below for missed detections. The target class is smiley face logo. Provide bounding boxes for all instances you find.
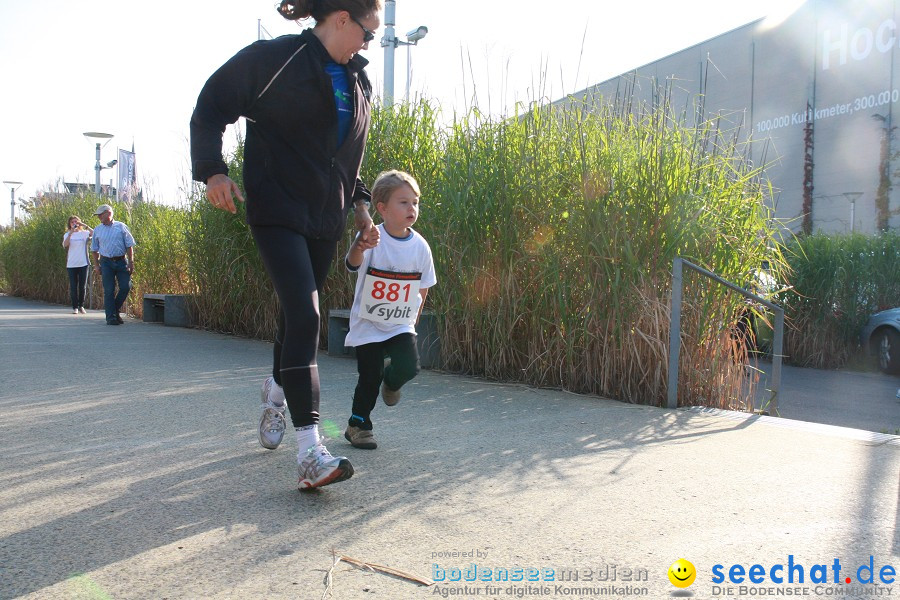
[668,559,696,588]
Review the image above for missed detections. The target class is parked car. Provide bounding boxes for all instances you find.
[861,307,900,375]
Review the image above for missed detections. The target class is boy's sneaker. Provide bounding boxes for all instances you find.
[381,356,401,405]
[72,308,79,314]
[297,444,354,489]
[381,381,401,406]
[78,307,86,314]
[258,376,286,450]
[344,425,377,449]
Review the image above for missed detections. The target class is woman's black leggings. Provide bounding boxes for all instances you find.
[67,266,88,310]
[251,226,337,428]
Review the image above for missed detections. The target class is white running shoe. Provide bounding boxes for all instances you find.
[297,443,354,489]
[78,307,86,314]
[258,376,286,450]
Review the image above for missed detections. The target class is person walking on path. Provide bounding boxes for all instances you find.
[62,215,93,314]
[190,0,383,489]
[342,170,437,450]
[90,204,136,326]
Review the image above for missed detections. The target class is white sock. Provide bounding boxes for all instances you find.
[267,378,285,407]
[296,425,319,456]
[271,383,285,407]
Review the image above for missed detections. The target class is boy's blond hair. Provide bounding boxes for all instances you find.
[371,170,420,207]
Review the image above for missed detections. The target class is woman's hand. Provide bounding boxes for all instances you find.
[206,174,245,214]
[354,203,379,249]
[352,226,379,253]
[358,221,380,250]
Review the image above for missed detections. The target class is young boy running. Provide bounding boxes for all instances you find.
[343,170,437,449]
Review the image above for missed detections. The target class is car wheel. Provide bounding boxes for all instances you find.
[874,328,900,375]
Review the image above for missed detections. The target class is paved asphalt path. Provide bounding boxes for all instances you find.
[1,294,898,600]
[753,360,899,434]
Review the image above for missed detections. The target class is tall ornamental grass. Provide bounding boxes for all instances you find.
[0,197,190,315]
[182,141,280,339]
[780,232,900,369]
[1,92,783,409]
[322,95,779,408]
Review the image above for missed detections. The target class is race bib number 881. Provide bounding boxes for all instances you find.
[358,267,422,325]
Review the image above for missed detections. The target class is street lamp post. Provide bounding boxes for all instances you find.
[842,192,863,232]
[380,0,428,106]
[2,180,22,229]
[83,132,114,196]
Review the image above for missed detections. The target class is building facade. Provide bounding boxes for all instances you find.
[568,0,900,234]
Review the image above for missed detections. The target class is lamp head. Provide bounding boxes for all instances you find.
[83,131,114,148]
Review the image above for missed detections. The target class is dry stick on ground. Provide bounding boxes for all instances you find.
[321,550,434,597]
[321,552,338,600]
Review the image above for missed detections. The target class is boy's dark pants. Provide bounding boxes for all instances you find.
[351,333,420,426]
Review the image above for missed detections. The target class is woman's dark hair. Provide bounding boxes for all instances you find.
[278,0,382,22]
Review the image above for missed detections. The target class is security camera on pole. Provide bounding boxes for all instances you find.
[381,0,428,107]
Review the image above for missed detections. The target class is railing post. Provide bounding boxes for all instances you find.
[668,256,784,413]
[769,307,784,414]
[667,257,683,409]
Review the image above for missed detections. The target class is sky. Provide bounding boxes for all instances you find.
[0,0,804,226]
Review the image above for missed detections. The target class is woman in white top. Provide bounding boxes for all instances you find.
[62,215,93,314]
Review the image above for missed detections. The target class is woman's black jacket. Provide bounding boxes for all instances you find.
[190,28,372,241]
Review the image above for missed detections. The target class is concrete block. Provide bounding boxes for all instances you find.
[163,295,193,328]
[142,294,194,328]
[143,294,165,323]
[327,309,355,358]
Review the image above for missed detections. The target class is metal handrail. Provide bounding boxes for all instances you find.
[667,257,784,413]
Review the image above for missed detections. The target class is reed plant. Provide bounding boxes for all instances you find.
[320,93,779,409]
[780,231,900,368]
[182,141,280,339]
[0,90,789,409]
[0,200,80,303]
[0,196,190,316]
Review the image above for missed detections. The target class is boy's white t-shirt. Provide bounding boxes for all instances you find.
[344,224,437,347]
[63,230,91,268]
